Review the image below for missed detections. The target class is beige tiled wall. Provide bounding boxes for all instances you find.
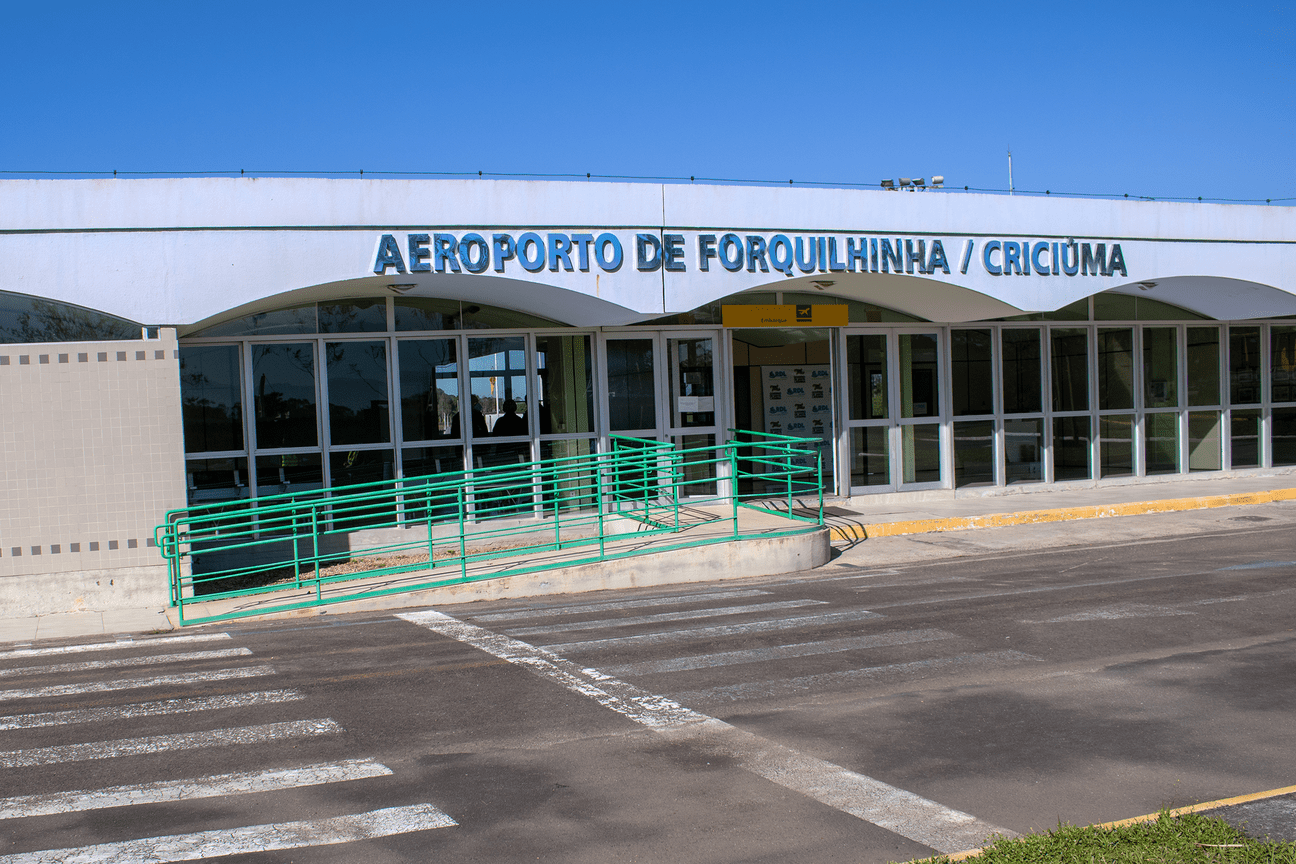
[0,329,186,586]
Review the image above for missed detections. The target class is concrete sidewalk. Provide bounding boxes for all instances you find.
[4,473,1296,646]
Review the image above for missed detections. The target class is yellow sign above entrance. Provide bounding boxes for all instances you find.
[722,304,849,328]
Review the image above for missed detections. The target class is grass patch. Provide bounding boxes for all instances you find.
[905,812,1296,863]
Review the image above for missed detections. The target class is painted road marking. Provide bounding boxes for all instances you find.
[0,690,304,731]
[603,629,957,677]
[671,651,1041,705]
[0,758,392,819]
[0,666,276,703]
[1025,603,1194,623]
[0,648,253,679]
[544,609,884,654]
[0,633,231,661]
[400,610,1011,854]
[0,718,343,768]
[503,599,828,637]
[471,589,772,621]
[0,803,457,863]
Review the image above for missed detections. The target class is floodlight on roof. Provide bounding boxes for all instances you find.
[881,179,895,190]
[899,178,912,187]
[931,175,944,188]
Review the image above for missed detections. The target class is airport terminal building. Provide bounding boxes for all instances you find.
[2,178,1294,613]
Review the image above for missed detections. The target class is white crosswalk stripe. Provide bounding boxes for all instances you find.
[0,803,457,864]
[670,650,1042,705]
[0,631,459,860]
[602,629,957,677]
[0,718,343,768]
[0,665,276,703]
[472,588,772,621]
[0,690,304,731]
[0,647,253,679]
[0,633,231,661]
[544,608,884,653]
[503,599,827,637]
[0,759,392,819]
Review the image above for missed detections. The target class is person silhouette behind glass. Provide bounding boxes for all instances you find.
[491,398,527,437]
[450,396,489,439]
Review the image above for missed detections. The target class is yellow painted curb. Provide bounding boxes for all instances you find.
[831,487,1296,543]
[938,782,1296,861]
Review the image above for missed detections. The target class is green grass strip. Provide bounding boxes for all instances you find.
[906,812,1296,863]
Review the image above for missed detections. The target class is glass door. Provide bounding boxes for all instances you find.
[898,330,944,488]
[668,333,721,496]
[844,331,894,493]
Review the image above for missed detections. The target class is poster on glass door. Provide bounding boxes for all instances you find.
[762,364,832,468]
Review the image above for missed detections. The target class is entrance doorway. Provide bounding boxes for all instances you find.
[731,328,835,495]
[842,328,947,493]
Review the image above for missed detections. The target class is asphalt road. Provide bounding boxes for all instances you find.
[3,502,1296,862]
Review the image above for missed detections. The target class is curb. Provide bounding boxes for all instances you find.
[830,487,1296,543]
[942,782,1296,861]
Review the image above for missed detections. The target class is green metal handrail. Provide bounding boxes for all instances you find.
[157,431,825,625]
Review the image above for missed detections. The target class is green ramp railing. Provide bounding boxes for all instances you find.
[156,432,825,626]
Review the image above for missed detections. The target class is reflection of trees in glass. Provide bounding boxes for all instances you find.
[327,341,390,445]
[180,346,244,452]
[0,292,140,344]
[252,344,317,449]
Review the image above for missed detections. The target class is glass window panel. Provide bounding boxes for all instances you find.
[900,333,939,419]
[319,299,387,333]
[1273,408,1296,467]
[607,339,657,431]
[536,334,594,435]
[1094,294,1205,321]
[953,420,993,488]
[469,336,528,437]
[398,339,459,442]
[194,304,316,337]
[1001,329,1042,414]
[1093,293,1137,321]
[540,439,599,513]
[1050,329,1089,412]
[399,445,464,524]
[1097,328,1134,410]
[461,303,562,329]
[902,424,941,484]
[185,456,250,506]
[251,343,318,449]
[0,290,141,343]
[951,329,993,417]
[997,298,1088,322]
[1005,418,1043,484]
[328,449,396,528]
[1186,327,1220,407]
[1230,409,1261,468]
[180,345,244,453]
[395,298,461,332]
[674,433,717,496]
[1272,326,1296,404]
[255,452,322,498]
[850,427,890,488]
[670,337,715,429]
[326,340,390,445]
[1142,327,1179,409]
[1145,412,1180,474]
[1099,414,1134,478]
[1052,416,1092,481]
[1229,326,1262,405]
[471,440,535,518]
[1187,412,1222,472]
[848,335,888,421]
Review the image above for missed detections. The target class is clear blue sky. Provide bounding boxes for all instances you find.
[2,0,1292,203]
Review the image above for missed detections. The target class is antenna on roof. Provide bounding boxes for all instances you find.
[1008,146,1014,196]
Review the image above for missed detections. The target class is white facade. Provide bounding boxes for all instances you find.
[2,178,1295,613]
